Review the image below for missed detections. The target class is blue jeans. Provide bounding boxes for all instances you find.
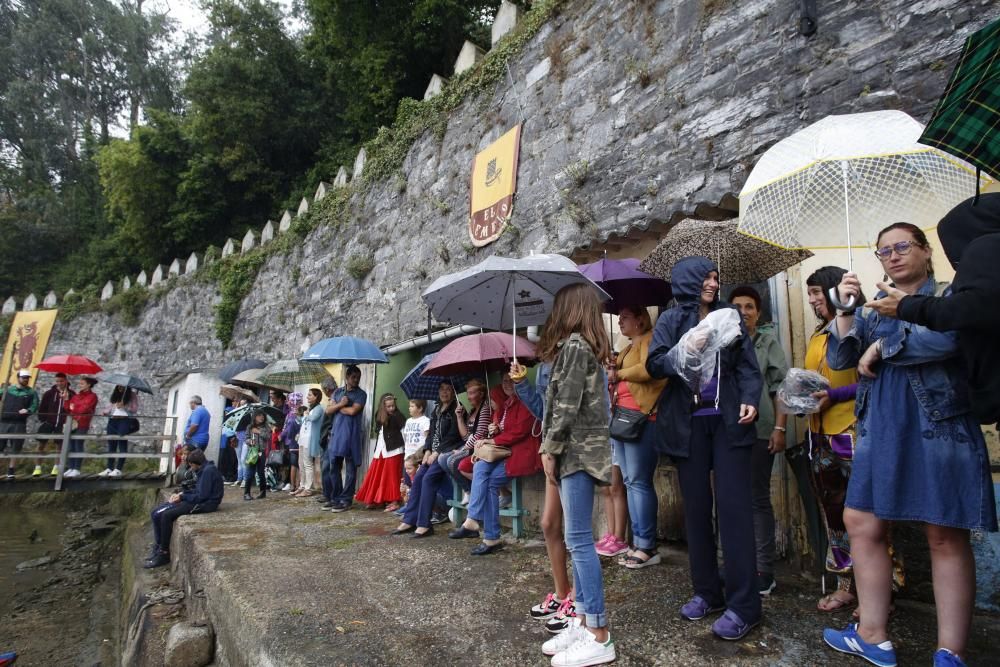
[560,471,607,628]
[611,423,660,550]
[69,427,87,470]
[468,460,509,540]
[236,439,247,482]
[106,417,130,471]
[441,449,472,492]
[330,454,357,505]
[402,458,451,528]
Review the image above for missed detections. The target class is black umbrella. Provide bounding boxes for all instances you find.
[95,371,153,395]
[217,359,268,384]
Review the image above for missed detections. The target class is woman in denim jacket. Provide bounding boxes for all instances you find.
[822,223,997,667]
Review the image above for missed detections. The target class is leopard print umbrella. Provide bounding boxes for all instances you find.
[638,218,812,284]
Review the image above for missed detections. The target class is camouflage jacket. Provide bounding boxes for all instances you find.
[540,334,611,485]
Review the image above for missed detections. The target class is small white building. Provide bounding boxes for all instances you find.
[160,369,228,466]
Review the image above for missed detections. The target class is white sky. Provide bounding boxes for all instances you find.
[153,0,304,38]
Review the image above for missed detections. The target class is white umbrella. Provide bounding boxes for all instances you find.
[737,110,989,308]
[421,253,611,358]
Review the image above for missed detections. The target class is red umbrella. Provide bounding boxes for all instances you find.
[36,355,103,375]
[422,333,537,376]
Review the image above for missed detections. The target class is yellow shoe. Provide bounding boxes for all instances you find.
[32,465,42,477]
[50,465,59,476]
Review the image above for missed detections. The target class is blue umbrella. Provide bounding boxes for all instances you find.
[400,354,472,400]
[301,336,388,364]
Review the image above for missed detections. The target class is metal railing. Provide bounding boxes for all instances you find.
[0,414,178,491]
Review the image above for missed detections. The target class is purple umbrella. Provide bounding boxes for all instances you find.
[577,258,672,314]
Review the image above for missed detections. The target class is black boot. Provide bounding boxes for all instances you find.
[143,550,170,569]
[244,492,252,501]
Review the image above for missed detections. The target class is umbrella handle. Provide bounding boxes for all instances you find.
[827,287,857,311]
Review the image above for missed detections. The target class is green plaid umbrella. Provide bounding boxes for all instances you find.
[919,17,1000,180]
[256,359,331,388]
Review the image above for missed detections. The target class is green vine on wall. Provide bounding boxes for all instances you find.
[206,251,267,348]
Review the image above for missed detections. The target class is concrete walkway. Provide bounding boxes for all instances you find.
[167,487,999,666]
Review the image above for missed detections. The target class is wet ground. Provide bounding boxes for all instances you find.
[168,487,1000,666]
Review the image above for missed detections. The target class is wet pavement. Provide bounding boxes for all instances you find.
[169,487,1000,666]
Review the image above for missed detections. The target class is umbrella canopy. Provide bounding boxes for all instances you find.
[301,336,388,364]
[257,359,332,387]
[222,403,285,431]
[229,368,291,392]
[36,355,102,376]
[919,17,1000,180]
[738,110,987,258]
[422,332,537,376]
[217,358,267,383]
[400,354,472,400]
[639,219,812,284]
[95,371,153,394]
[422,253,611,331]
[577,257,672,313]
[219,384,259,403]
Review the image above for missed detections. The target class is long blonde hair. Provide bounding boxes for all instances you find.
[538,283,612,363]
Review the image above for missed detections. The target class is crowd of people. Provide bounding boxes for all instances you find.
[5,195,999,667]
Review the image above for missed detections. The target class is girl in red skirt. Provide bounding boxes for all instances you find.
[357,393,407,510]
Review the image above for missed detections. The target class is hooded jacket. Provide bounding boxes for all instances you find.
[645,256,762,457]
[897,193,1000,425]
[181,460,224,511]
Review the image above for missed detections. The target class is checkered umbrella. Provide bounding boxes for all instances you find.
[919,17,1000,180]
[400,354,472,400]
[256,359,331,387]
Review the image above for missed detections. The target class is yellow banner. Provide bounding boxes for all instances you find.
[469,124,522,247]
[2,309,58,387]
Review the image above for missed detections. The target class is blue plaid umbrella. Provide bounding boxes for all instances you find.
[400,354,472,400]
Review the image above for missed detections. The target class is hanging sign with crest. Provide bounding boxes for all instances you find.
[469,124,522,247]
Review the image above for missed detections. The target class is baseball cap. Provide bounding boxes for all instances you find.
[17,369,31,378]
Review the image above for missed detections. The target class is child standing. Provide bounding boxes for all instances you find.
[243,411,269,501]
[536,283,616,667]
[356,393,407,510]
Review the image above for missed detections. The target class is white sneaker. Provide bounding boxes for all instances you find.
[281,483,292,492]
[461,490,470,505]
[64,469,79,478]
[551,630,615,667]
[542,618,587,656]
[109,469,123,478]
[98,468,112,478]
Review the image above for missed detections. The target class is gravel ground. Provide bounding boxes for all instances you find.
[167,487,1000,666]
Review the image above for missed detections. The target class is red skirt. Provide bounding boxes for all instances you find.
[356,454,403,505]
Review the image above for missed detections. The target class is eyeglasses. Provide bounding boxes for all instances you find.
[874,241,916,260]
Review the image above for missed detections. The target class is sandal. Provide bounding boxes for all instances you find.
[624,547,662,570]
[817,591,857,612]
[617,549,635,566]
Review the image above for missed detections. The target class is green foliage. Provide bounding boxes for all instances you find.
[345,253,375,280]
[103,286,151,327]
[0,315,12,348]
[207,251,268,348]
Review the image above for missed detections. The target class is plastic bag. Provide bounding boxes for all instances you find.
[667,308,743,392]
[777,368,831,415]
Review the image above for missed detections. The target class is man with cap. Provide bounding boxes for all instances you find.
[184,396,211,450]
[0,369,39,478]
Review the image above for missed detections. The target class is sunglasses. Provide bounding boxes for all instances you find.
[874,240,918,260]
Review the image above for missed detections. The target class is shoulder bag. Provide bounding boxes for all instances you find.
[608,346,653,442]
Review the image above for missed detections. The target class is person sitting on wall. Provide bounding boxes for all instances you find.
[145,449,224,569]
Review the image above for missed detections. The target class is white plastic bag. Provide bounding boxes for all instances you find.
[668,308,742,392]
[777,368,831,414]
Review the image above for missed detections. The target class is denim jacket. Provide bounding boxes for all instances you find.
[826,277,970,422]
[514,363,550,422]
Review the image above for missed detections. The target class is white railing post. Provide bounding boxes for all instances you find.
[54,420,72,491]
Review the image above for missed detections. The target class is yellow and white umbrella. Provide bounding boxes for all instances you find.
[737,110,989,307]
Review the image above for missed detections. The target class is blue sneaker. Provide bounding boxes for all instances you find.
[933,649,966,667]
[711,609,760,640]
[680,595,725,621]
[823,623,897,667]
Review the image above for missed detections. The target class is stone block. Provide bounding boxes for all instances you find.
[163,621,214,667]
[136,271,148,287]
[185,252,200,274]
[22,293,37,311]
[454,40,485,75]
[492,0,522,46]
[101,281,114,301]
[1,297,15,315]
[121,276,132,292]
[169,259,182,277]
[150,265,165,286]
[315,181,331,201]
[423,74,448,100]
[278,211,293,232]
[525,57,551,88]
[261,221,275,244]
[241,229,257,253]
[43,291,57,308]
[353,148,367,179]
[221,239,236,257]
[297,197,310,216]
[334,167,348,187]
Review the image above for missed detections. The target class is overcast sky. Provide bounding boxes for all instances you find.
[154,0,304,38]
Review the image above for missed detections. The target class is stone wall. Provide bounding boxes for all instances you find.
[49,0,993,382]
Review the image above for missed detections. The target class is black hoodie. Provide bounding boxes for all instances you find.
[897,193,1000,425]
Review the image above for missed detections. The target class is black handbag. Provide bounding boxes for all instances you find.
[126,417,141,435]
[609,405,648,442]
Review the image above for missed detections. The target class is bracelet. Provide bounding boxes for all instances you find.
[773,426,786,432]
